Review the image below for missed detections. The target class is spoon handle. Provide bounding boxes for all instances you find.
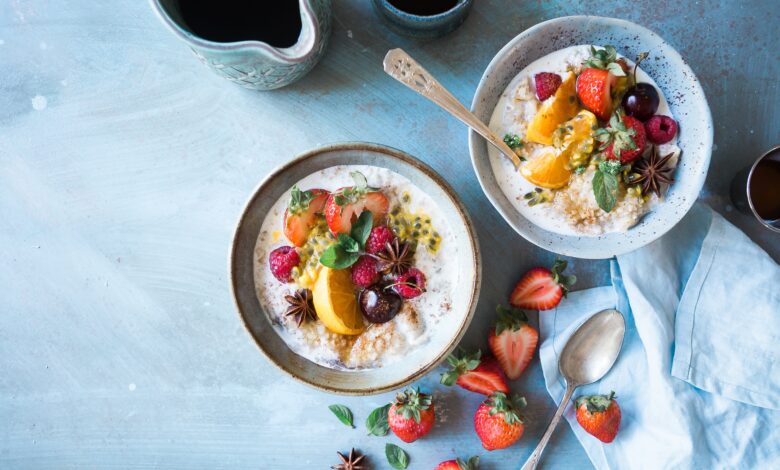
[521,383,576,470]
[382,48,521,168]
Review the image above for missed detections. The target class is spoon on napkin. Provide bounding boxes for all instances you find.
[521,308,626,470]
[382,48,522,168]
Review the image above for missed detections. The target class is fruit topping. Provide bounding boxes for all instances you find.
[435,456,479,470]
[525,72,579,145]
[325,172,389,235]
[320,211,373,270]
[388,387,435,443]
[644,115,678,144]
[575,391,621,443]
[351,255,380,288]
[488,305,539,380]
[375,238,414,275]
[387,206,441,252]
[359,285,402,323]
[474,392,527,451]
[592,160,625,213]
[596,113,647,164]
[552,110,598,170]
[284,288,316,327]
[269,246,300,283]
[510,258,576,311]
[283,187,329,247]
[582,45,627,77]
[332,448,366,470]
[520,148,572,189]
[503,133,523,150]
[630,145,676,197]
[576,67,618,122]
[312,267,364,335]
[365,225,396,254]
[622,83,659,122]
[534,72,562,101]
[391,268,426,299]
[523,187,553,206]
[440,349,509,396]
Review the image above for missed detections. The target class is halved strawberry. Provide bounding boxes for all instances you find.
[598,113,647,164]
[488,306,539,380]
[283,187,329,247]
[510,259,576,311]
[576,68,618,121]
[440,349,509,396]
[324,172,389,235]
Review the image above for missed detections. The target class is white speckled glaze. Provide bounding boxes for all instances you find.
[469,16,713,258]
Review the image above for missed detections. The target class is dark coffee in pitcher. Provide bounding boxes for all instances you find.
[388,0,459,16]
[177,0,302,48]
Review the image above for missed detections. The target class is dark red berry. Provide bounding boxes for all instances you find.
[644,115,678,144]
[351,255,380,287]
[534,72,562,101]
[269,246,300,283]
[359,286,402,323]
[392,268,426,299]
[366,226,396,254]
[621,83,659,122]
[604,115,647,164]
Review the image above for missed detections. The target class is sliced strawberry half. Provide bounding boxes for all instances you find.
[576,68,618,121]
[488,306,539,380]
[324,190,389,235]
[510,259,577,311]
[283,187,329,247]
[440,349,509,396]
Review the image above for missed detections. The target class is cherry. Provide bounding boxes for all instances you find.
[621,83,659,122]
[359,286,402,324]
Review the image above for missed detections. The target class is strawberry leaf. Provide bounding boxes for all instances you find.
[287,186,317,215]
[385,443,409,469]
[328,404,354,428]
[495,305,529,335]
[366,404,391,436]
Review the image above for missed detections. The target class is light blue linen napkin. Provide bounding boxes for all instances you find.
[539,204,780,469]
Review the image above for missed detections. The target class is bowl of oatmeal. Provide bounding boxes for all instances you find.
[469,16,712,258]
[230,142,480,394]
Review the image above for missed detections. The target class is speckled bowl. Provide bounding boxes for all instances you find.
[230,143,480,395]
[371,0,473,38]
[469,16,713,259]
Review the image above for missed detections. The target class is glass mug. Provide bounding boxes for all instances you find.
[730,145,780,233]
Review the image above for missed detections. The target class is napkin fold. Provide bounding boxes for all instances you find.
[540,204,780,469]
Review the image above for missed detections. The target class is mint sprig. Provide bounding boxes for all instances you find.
[385,443,409,469]
[333,171,379,207]
[592,160,625,213]
[366,404,391,436]
[319,211,373,269]
[328,404,354,428]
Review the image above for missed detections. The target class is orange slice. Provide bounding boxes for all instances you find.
[312,267,364,335]
[525,72,579,146]
[520,149,572,189]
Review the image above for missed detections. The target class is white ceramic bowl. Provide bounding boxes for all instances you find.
[469,16,713,259]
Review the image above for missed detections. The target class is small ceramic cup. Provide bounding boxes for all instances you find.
[729,145,780,233]
[371,0,473,38]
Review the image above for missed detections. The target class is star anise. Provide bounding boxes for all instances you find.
[331,448,366,470]
[374,238,414,275]
[631,145,676,197]
[284,289,316,327]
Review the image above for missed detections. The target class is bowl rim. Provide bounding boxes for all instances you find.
[468,15,713,259]
[229,142,482,394]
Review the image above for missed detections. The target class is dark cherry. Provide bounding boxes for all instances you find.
[358,286,402,324]
[621,83,660,122]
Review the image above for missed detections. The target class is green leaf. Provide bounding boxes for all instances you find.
[328,404,354,428]
[338,234,360,253]
[607,62,626,77]
[350,210,373,249]
[350,171,368,189]
[385,443,409,469]
[319,244,360,269]
[592,170,619,213]
[503,133,523,149]
[366,404,391,436]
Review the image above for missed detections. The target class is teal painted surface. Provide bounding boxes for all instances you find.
[0,1,777,469]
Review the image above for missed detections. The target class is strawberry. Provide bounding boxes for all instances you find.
[575,391,621,443]
[534,72,562,101]
[474,392,527,451]
[488,306,539,380]
[576,68,617,121]
[440,349,509,396]
[435,456,479,470]
[283,186,329,247]
[510,258,576,311]
[596,113,647,164]
[324,172,389,235]
[387,387,435,443]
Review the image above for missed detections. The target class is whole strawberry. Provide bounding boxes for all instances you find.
[387,387,435,443]
[596,113,647,164]
[440,348,509,396]
[510,258,576,311]
[488,306,539,380]
[474,392,527,451]
[575,391,621,443]
[435,456,479,470]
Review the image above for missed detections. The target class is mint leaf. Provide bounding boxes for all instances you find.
[350,211,373,249]
[593,170,619,213]
[338,234,360,253]
[288,186,316,215]
[503,133,523,149]
[328,404,354,428]
[320,244,359,269]
[385,443,409,469]
[366,404,391,436]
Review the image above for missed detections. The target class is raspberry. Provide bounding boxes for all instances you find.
[392,268,426,299]
[534,72,562,101]
[351,255,380,287]
[644,115,678,144]
[269,246,300,283]
[366,225,396,254]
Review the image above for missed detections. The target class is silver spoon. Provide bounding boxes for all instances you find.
[521,309,626,470]
[383,48,522,168]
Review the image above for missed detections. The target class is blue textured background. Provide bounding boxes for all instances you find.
[1,1,777,468]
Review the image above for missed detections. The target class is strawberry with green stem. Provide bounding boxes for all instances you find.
[474,391,527,451]
[435,456,479,470]
[324,171,389,235]
[283,186,329,247]
[510,258,576,311]
[387,387,435,443]
[575,391,622,443]
[440,348,509,396]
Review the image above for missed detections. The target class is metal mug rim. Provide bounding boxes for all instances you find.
[745,144,780,233]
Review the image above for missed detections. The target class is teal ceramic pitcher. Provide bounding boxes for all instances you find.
[151,0,332,90]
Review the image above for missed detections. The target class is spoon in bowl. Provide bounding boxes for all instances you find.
[382,48,521,168]
[521,308,626,470]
